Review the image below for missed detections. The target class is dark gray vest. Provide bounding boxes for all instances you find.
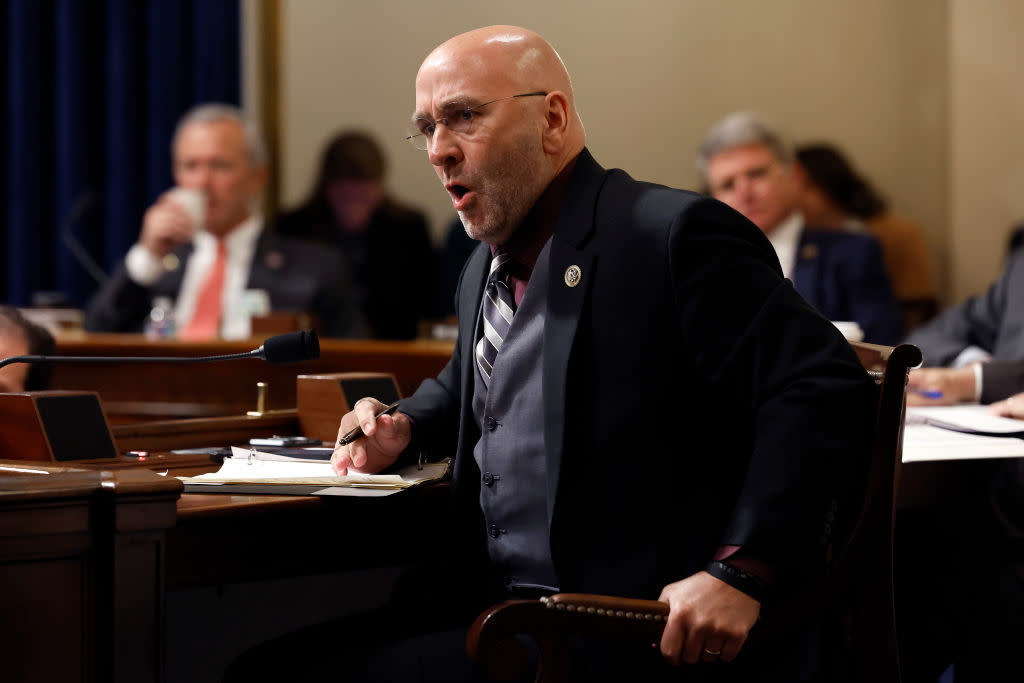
[471,240,558,592]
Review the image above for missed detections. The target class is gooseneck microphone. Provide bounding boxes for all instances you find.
[257,329,320,364]
[0,329,320,370]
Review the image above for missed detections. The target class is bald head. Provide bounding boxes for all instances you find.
[414,26,585,243]
[421,28,576,111]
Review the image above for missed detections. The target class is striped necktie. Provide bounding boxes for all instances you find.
[476,250,517,384]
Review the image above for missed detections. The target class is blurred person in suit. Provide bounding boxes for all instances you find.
[698,112,901,345]
[85,104,365,339]
[0,306,56,392]
[276,130,436,340]
[905,248,1024,405]
[793,143,937,334]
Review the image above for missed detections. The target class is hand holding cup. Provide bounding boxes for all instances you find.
[139,187,206,257]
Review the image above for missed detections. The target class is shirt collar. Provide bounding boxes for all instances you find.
[194,215,263,254]
[767,211,804,279]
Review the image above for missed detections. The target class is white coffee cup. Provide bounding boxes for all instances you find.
[832,321,865,342]
[166,187,206,232]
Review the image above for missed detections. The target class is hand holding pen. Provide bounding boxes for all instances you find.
[906,366,977,406]
[330,398,412,476]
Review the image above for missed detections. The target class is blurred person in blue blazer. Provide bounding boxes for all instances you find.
[698,112,900,345]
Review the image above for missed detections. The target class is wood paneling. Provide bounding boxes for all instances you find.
[50,334,453,420]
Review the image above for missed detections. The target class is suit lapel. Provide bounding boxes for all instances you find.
[247,232,278,290]
[454,242,490,478]
[792,229,822,308]
[543,150,606,523]
[156,242,193,295]
[792,229,812,285]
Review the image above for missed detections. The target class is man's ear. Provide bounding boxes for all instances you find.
[541,91,571,154]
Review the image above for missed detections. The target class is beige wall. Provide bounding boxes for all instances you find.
[949,0,1024,302]
[243,0,1019,304]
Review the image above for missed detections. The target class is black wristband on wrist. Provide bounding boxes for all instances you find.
[705,560,765,602]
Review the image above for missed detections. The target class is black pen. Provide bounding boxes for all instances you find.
[336,400,401,446]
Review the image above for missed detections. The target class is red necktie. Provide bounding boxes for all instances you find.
[180,240,226,340]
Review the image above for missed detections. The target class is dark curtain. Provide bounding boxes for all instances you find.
[2,0,240,307]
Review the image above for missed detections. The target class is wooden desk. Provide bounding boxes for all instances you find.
[0,463,182,683]
[169,484,446,589]
[51,334,453,420]
[0,456,448,683]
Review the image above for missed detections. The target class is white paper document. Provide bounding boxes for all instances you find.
[179,447,451,489]
[902,424,1024,462]
[907,405,1024,436]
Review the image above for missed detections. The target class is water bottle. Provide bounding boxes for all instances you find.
[144,296,176,339]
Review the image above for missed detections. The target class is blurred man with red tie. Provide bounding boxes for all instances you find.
[85,104,365,339]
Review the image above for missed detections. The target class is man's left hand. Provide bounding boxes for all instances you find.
[657,571,760,665]
[990,392,1024,419]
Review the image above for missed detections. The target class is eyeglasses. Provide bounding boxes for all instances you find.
[405,91,547,151]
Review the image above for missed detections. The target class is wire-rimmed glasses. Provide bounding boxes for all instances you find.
[405,91,547,150]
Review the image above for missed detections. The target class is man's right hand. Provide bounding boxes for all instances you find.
[139,192,197,257]
[906,366,977,405]
[330,397,412,475]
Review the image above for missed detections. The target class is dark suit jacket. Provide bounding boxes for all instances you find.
[400,151,874,631]
[907,248,1024,368]
[276,199,436,339]
[792,228,901,345]
[84,229,366,338]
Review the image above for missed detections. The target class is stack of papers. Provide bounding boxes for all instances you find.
[903,405,1024,462]
[180,446,451,496]
[907,405,1024,437]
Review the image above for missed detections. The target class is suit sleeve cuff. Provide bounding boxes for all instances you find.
[124,243,165,286]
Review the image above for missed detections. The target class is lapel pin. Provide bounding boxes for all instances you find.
[800,244,819,260]
[162,253,180,271]
[564,264,582,288]
[265,250,285,270]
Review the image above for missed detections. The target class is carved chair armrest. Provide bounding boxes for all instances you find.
[467,594,669,681]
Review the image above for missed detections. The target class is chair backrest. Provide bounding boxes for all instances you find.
[815,341,921,681]
[467,341,921,683]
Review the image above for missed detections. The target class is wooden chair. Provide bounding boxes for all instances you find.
[466,341,922,683]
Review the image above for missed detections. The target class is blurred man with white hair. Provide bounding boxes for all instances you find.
[86,103,365,339]
[698,112,900,344]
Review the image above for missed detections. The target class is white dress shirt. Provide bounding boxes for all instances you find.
[766,212,804,280]
[124,216,263,339]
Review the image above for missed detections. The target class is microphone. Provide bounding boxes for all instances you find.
[256,329,320,364]
[0,330,320,370]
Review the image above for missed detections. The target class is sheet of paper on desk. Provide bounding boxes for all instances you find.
[903,424,1024,462]
[233,446,334,463]
[907,405,1024,437]
[179,448,450,488]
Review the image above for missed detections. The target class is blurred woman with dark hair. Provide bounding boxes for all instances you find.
[793,144,936,330]
[276,131,436,339]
